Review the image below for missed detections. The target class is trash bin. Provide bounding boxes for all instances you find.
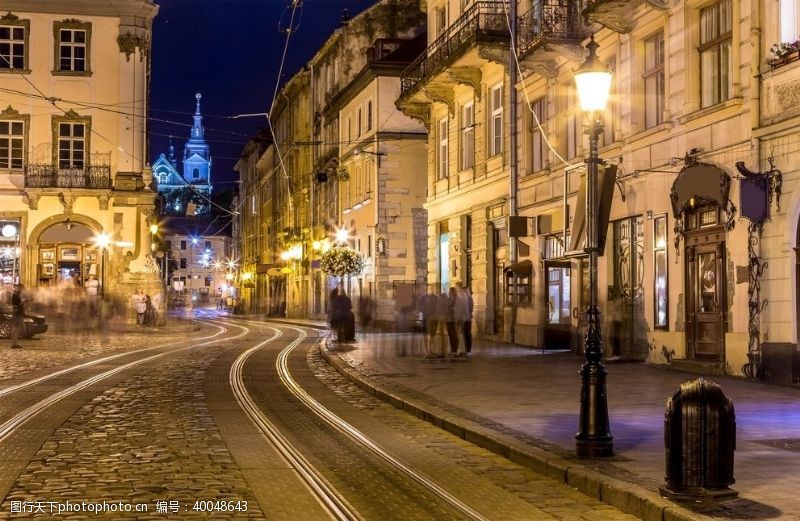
[660,377,737,502]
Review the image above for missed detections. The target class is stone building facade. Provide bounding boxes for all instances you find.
[0,1,160,301]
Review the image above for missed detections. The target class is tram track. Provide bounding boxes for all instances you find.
[227,318,491,521]
[0,318,249,446]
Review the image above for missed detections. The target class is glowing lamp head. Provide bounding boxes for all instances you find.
[1,224,17,238]
[312,241,322,251]
[149,224,159,235]
[574,36,612,113]
[280,251,290,261]
[335,227,349,244]
[94,232,112,249]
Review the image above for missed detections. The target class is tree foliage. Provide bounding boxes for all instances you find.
[319,247,365,277]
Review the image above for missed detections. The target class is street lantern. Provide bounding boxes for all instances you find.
[334,227,349,245]
[574,35,614,459]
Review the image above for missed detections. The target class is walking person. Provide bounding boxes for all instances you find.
[461,286,474,355]
[419,286,438,357]
[445,287,463,355]
[9,284,24,349]
[133,288,147,326]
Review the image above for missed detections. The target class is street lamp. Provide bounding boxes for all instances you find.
[334,227,350,245]
[574,35,614,458]
[1,224,19,285]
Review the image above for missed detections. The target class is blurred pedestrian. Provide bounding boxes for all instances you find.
[446,287,462,355]
[419,286,438,357]
[333,289,355,342]
[461,286,474,355]
[434,290,450,357]
[134,288,147,326]
[358,295,374,331]
[9,284,24,349]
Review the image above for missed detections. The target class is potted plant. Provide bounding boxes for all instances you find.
[770,40,800,66]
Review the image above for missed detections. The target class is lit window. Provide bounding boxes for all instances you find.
[489,84,503,157]
[0,120,24,169]
[700,0,732,108]
[438,118,448,179]
[644,33,665,129]
[780,0,800,42]
[653,215,668,329]
[460,102,474,170]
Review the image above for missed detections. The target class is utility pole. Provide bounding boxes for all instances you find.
[508,0,518,344]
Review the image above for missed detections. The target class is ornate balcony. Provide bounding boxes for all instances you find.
[517,0,585,76]
[25,164,112,189]
[582,0,667,33]
[400,1,509,96]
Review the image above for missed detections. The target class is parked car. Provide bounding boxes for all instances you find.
[0,302,48,339]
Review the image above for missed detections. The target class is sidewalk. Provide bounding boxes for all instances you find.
[306,327,798,521]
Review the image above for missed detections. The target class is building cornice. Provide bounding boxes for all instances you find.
[3,1,158,19]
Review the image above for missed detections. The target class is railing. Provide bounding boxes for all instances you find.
[25,164,112,189]
[518,0,582,55]
[400,1,509,94]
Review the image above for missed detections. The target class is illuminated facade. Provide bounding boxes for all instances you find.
[152,94,212,215]
[0,1,160,300]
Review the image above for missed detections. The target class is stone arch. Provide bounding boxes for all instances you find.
[24,214,105,288]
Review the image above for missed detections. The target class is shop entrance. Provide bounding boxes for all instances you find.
[684,206,726,361]
[37,221,98,288]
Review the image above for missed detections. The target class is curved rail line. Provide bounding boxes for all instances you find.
[229,326,361,521]
[0,320,228,399]
[0,319,250,445]
[231,319,489,521]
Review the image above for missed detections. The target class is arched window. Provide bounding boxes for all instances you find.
[193,168,200,179]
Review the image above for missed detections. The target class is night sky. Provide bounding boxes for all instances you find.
[149,0,376,190]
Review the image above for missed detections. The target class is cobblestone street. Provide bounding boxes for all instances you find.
[0,322,214,383]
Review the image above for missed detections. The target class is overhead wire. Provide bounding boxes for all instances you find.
[0,55,238,217]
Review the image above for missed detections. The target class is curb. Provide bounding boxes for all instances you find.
[269,319,710,521]
[318,344,709,521]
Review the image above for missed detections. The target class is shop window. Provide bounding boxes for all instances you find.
[653,215,668,329]
[506,269,531,306]
[546,265,571,324]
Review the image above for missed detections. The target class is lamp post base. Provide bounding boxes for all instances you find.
[576,360,614,458]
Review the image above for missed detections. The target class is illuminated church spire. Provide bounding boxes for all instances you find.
[184,92,210,161]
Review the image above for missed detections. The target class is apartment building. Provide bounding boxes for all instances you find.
[0,1,160,300]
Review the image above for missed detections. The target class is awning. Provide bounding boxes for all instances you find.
[504,259,533,276]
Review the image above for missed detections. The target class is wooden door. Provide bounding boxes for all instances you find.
[686,238,726,360]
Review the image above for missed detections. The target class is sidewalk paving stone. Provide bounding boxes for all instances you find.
[306,327,800,521]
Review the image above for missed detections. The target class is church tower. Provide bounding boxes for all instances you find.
[183,93,212,186]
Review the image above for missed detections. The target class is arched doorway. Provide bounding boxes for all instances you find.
[37,221,99,287]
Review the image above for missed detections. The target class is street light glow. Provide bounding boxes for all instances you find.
[94,232,112,249]
[574,36,612,113]
[335,227,349,244]
[149,224,159,235]
[1,224,17,238]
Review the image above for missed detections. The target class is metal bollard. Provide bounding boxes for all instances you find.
[660,377,737,502]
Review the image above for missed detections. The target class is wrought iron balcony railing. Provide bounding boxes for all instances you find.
[518,0,583,56]
[25,164,112,189]
[400,1,509,94]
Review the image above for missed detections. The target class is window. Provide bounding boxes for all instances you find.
[0,120,24,169]
[205,240,212,250]
[653,215,668,329]
[0,19,28,70]
[600,57,617,146]
[205,276,212,287]
[780,0,800,42]
[490,84,503,157]
[546,265,570,324]
[366,100,373,132]
[438,118,448,179]
[460,102,474,170]
[566,86,580,160]
[439,222,449,293]
[699,0,732,108]
[530,97,546,172]
[180,240,186,250]
[357,108,362,137]
[180,258,187,269]
[54,21,91,73]
[57,122,86,169]
[193,168,200,179]
[347,116,352,143]
[434,7,447,38]
[644,33,665,129]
